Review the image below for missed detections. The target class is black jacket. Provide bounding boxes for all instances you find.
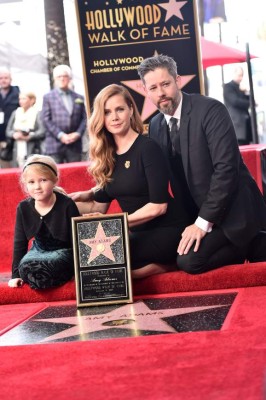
[149,92,266,247]
[0,85,20,141]
[12,191,80,278]
[223,80,252,142]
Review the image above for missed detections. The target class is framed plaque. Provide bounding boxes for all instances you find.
[72,213,133,307]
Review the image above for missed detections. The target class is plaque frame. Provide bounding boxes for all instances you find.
[72,213,133,307]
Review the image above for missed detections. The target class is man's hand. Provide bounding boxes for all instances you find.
[177,224,207,255]
[61,132,80,144]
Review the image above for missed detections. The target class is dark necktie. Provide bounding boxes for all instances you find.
[61,91,73,114]
[169,117,180,154]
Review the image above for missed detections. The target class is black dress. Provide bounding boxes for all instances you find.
[12,191,80,289]
[94,134,188,269]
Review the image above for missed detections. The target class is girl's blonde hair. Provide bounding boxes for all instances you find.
[88,84,143,188]
[21,154,66,195]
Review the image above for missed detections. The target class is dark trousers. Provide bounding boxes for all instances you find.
[49,147,82,164]
[177,228,266,274]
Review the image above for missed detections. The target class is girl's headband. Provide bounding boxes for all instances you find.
[23,161,57,176]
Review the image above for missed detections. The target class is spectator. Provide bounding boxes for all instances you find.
[6,91,45,167]
[223,66,253,145]
[0,67,20,168]
[41,64,87,163]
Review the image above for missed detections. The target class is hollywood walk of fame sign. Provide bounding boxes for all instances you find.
[72,213,133,307]
[75,0,204,128]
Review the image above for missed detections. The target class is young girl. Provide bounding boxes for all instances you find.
[8,154,80,289]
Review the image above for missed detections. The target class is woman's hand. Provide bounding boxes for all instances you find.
[82,212,104,217]
[8,278,24,288]
[68,190,95,202]
[13,131,24,140]
[127,202,167,227]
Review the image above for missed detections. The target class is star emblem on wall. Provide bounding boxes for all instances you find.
[158,0,188,22]
[81,222,120,263]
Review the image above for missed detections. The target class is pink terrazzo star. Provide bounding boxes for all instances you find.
[39,300,226,342]
[81,222,120,263]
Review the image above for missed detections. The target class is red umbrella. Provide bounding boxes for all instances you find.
[200,37,257,69]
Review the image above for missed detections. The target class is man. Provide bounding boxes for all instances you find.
[41,64,87,163]
[0,67,20,168]
[137,54,266,274]
[223,66,252,145]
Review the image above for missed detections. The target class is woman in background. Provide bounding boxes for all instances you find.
[6,92,45,167]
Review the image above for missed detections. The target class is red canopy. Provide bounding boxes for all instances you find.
[200,37,257,69]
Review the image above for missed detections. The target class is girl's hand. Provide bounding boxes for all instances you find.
[8,278,24,288]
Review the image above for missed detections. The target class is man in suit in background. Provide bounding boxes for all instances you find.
[41,64,87,163]
[137,54,266,274]
[223,66,252,145]
[0,67,20,168]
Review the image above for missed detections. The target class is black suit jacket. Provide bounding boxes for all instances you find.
[223,80,252,142]
[149,92,266,247]
[0,85,20,141]
[12,191,80,278]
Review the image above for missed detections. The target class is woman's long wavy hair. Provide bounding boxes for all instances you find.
[88,84,144,188]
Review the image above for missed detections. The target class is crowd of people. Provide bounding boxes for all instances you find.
[0,64,87,168]
[0,63,255,168]
[3,55,266,290]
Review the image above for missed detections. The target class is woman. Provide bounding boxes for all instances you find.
[70,84,188,278]
[6,91,45,167]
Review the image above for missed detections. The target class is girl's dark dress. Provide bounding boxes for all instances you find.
[94,134,188,269]
[12,191,80,289]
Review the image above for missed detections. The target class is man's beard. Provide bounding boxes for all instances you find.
[157,96,178,115]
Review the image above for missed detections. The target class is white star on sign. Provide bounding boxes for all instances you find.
[158,0,188,22]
